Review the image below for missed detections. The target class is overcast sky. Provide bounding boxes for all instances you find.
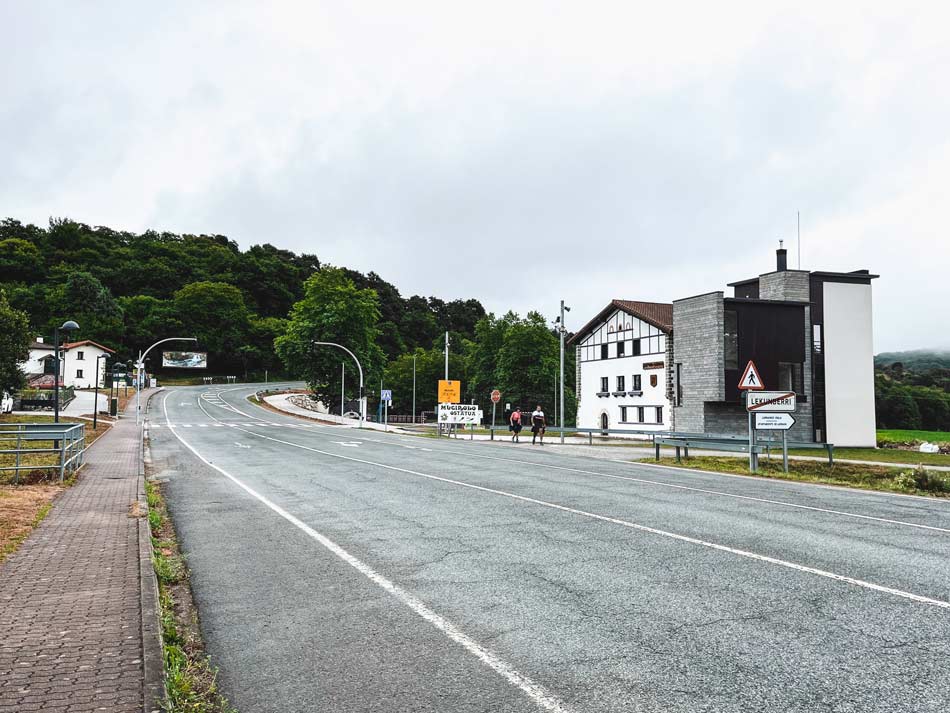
[2,1,947,352]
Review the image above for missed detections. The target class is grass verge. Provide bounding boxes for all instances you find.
[145,479,237,713]
[651,456,950,496]
[878,429,950,445]
[0,414,112,484]
[786,446,950,467]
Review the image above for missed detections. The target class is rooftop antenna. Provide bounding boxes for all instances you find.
[797,210,801,269]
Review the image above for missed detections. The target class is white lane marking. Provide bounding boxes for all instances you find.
[201,409,950,611]
[162,391,571,713]
[332,441,362,448]
[182,424,192,428]
[410,449,950,536]
[234,442,251,449]
[217,394,950,535]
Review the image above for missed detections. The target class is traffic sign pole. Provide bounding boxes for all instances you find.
[783,430,789,473]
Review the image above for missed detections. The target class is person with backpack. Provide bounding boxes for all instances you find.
[531,404,546,445]
[509,407,523,443]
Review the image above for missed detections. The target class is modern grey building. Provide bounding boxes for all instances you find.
[670,245,877,446]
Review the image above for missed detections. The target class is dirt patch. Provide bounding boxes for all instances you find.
[0,484,63,563]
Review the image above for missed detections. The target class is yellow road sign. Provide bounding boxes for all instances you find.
[438,379,461,404]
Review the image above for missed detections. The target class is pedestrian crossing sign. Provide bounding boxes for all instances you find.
[738,360,764,391]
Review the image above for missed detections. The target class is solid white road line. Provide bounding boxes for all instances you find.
[211,388,950,536]
[161,391,571,713]
[186,394,950,611]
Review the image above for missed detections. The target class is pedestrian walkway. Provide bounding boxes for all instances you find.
[0,391,162,713]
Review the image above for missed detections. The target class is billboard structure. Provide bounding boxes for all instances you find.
[162,351,208,369]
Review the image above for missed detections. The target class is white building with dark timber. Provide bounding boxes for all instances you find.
[569,301,673,435]
[571,245,878,447]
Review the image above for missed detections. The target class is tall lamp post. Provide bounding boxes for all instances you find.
[312,341,365,428]
[93,354,108,430]
[555,301,570,444]
[135,337,198,424]
[52,320,80,423]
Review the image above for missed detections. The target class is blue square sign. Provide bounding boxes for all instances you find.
[381,389,392,402]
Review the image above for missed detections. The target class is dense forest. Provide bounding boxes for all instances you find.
[0,217,575,420]
[875,351,950,432]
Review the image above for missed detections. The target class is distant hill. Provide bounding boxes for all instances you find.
[875,350,950,371]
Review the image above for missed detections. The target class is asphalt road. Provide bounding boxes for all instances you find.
[147,384,950,713]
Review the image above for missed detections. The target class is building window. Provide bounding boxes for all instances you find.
[637,406,645,423]
[813,324,822,354]
[620,406,628,422]
[617,375,625,391]
[617,341,626,357]
[724,310,738,370]
[655,406,663,424]
[676,363,683,406]
[600,377,609,393]
[76,369,84,379]
[778,363,803,394]
[632,374,641,391]
[601,344,609,360]
[632,339,641,356]
[77,351,85,361]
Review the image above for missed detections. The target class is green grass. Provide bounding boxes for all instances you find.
[877,429,950,444]
[652,456,950,496]
[145,479,236,712]
[786,446,950,467]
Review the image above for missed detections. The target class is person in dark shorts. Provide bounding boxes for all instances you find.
[531,404,546,445]
[510,408,523,442]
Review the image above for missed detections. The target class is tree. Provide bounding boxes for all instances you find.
[172,282,251,372]
[46,270,124,346]
[0,290,31,395]
[0,238,43,282]
[384,348,468,415]
[275,268,386,406]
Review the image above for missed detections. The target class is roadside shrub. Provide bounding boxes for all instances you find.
[894,465,950,493]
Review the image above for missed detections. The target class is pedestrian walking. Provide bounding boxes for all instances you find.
[510,407,523,442]
[531,404,546,445]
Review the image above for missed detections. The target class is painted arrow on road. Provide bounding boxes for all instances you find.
[332,441,362,448]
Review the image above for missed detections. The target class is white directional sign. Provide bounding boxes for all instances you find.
[438,403,483,424]
[754,412,796,430]
[738,360,765,391]
[746,391,797,412]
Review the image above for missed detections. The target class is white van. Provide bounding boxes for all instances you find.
[1,391,13,414]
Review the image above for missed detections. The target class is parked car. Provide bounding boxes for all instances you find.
[1,391,13,414]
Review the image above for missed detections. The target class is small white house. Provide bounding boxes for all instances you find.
[22,337,116,389]
[569,300,673,435]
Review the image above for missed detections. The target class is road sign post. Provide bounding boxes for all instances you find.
[490,389,501,440]
[738,360,764,472]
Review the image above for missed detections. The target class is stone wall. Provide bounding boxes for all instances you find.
[671,292,724,434]
[759,270,810,302]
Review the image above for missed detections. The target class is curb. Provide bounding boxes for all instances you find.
[138,390,166,712]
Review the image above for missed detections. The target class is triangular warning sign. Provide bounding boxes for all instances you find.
[738,360,764,390]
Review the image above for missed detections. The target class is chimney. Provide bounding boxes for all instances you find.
[776,240,787,271]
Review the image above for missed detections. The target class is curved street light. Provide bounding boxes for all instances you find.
[312,341,364,428]
[135,337,198,423]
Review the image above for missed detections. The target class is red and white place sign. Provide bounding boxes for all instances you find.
[491,389,501,403]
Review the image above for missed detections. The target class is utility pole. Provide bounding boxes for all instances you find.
[558,300,570,444]
[444,331,449,379]
[412,354,416,425]
[341,362,345,419]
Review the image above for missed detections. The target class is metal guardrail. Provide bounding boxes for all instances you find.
[0,422,86,483]
[485,425,834,464]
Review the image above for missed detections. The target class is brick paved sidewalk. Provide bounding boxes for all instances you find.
[0,392,163,713]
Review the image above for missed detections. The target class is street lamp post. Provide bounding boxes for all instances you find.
[93,354,108,430]
[556,301,571,444]
[412,354,416,425]
[135,337,198,424]
[312,342,365,428]
[52,320,80,424]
